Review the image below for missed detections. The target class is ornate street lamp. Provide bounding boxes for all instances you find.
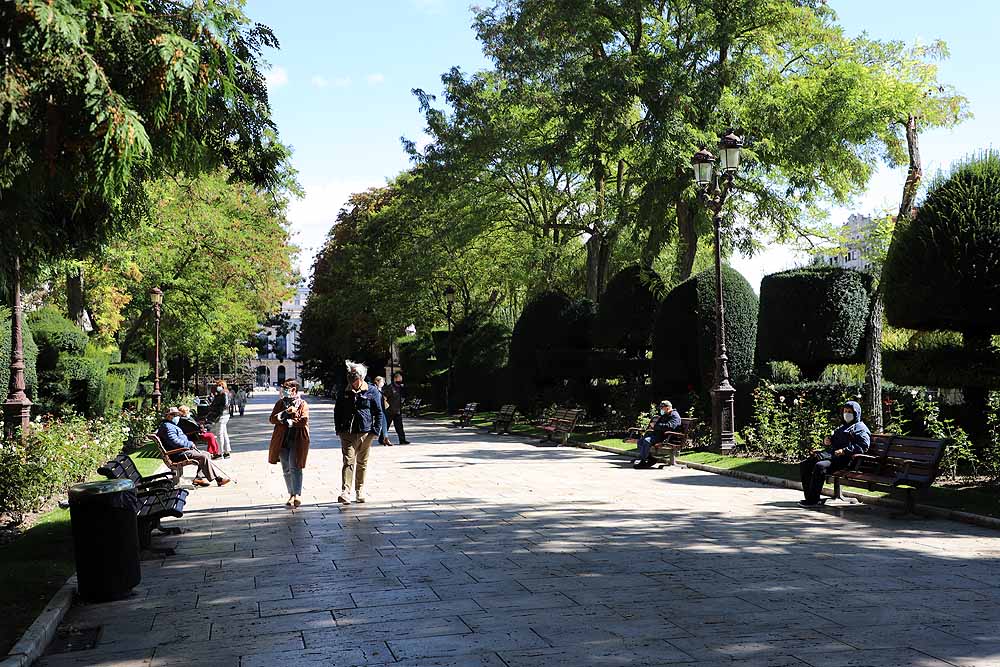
[3,256,32,439]
[150,287,163,412]
[690,130,744,452]
[444,286,456,415]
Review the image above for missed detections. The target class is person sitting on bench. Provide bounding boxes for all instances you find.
[156,407,230,488]
[799,400,870,507]
[176,404,221,457]
[634,400,682,469]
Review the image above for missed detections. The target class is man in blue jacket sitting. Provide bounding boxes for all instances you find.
[634,400,682,469]
[157,407,230,487]
[799,400,870,506]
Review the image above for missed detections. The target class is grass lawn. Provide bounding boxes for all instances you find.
[0,448,163,655]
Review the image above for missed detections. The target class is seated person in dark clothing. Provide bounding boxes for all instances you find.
[176,404,220,457]
[634,400,682,469]
[799,400,870,506]
[156,407,230,488]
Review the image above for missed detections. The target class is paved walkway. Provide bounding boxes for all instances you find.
[41,395,1000,667]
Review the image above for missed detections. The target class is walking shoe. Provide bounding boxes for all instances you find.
[292,496,302,508]
[356,488,366,503]
[211,454,222,460]
[399,440,411,445]
[338,493,351,505]
[217,478,231,487]
[193,478,211,487]
[223,452,231,459]
[285,496,294,507]
[799,499,824,507]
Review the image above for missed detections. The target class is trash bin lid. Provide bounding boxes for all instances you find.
[69,479,135,500]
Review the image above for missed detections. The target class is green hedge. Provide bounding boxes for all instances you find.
[593,266,663,355]
[756,266,872,379]
[450,315,511,409]
[884,346,1000,389]
[0,307,39,399]
[883,151,1000,334]
[108,362,149,398]
[28,307,88,373]
[652,266,759,399]
[509,291,595,414]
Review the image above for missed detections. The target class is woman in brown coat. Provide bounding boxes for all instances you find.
[268,379,310,507]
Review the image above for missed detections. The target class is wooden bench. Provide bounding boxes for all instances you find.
[453,402,478,427]
[403,398,423,417]
[98,454,177,493]
[649,417,697,466]
[623,417,657,444]
[492,404,517,434]
[830,434,947,517]
[540,408,584,446]
[136,488,189,552]
[147,433,202,485]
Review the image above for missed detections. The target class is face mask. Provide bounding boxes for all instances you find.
[216,386,223,393]
[659,409,667,416]
[171,415,180,425]
[282,389,291,398]
[843,412,854,424]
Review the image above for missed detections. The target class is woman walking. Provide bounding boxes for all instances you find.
[207,379,233,458]
[268,379,310,508]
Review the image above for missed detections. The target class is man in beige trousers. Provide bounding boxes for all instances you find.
[333,361,384,504]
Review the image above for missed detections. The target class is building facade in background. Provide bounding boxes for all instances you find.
[253,281,310,388]
[813,213,875,272]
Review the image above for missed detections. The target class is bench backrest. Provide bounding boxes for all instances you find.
[147,433,180,469]
[549,408,583,428]
[497,404,516,419]
[886,435,947,485]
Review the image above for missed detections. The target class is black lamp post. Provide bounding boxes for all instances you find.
[690,130,744,452]
[3,256,32,439]
[444,285,456,414]
[150,287,163,412]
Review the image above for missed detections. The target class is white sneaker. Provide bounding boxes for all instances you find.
[356,488,366,503]
[338,492,351,504]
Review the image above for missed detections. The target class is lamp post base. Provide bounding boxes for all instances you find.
[3,398,32,440]
[711,384,736,453]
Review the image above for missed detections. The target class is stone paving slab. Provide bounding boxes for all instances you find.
[39,394,1000,667]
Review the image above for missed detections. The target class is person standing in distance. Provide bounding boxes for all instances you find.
[372,376,393,446]
[268,379,310,508]
[334,361,384,504]
[382,371,410,444]
[206,379,233,458]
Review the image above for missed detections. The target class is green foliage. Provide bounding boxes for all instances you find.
[108,362,149,399]
[593,266,663,354]
[756,267,873,378]
[451,315,512,408]
[884,346,1000,389]
[0,307,38,399]
[741,381,850,461]
[984,392,1000,482]
[28,308,87,372]
[884,151,1000,335]
[910,391,977,479]
[652,266,758,399]
[0,414,130,522]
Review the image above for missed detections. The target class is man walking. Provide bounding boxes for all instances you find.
[381,371,410,444]
[333,361,384,504]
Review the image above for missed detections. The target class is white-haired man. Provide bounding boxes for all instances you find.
[333,361,384,503]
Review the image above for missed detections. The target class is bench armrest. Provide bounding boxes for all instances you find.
[848,453,879,470]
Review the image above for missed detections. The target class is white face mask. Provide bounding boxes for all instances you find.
[843,412,854,424]
[171,415,180,425]
[216,386,224,393]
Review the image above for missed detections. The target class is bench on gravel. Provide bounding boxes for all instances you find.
[453,402,478,427]
[147,433,202,485]
[403,397,423,417]
[492,404,517,434]
[829,433,947,518]
[540,408,584,446]
[649,417,698,466]
[99,453,176,492]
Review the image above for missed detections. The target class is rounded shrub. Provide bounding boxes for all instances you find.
[450,314,511,408]
[756,266,873,379]
[593,266,663,354]
[28,307,88,372]
[652,266,759,399]
[884,151,1000,335]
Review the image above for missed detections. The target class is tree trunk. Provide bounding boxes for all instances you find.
[66,265,86,329]
[673,198,697,282]
[585,230,615,302]
[963,332,991,450]
[864,115,922,432]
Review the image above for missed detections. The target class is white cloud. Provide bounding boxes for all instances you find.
[332,76,352,88]
[310,75,329,88]
[366,73,385,86]
[265,65,289,89]
[286,179,385,275]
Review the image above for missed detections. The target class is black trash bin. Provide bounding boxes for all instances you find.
[68,479,142,602]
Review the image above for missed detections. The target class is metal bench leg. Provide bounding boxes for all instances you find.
[669,447,676,466]
[890,488,924,520]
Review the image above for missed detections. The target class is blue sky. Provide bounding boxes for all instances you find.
[248,0,999,289]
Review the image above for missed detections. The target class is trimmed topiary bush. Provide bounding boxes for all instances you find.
[450,314,511,409]
[652,266,759,401]
[593,266,664,355]
[29,307,88,372]
[0,306,39,399]
[108,361,149,398]
[756,266,873,379]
